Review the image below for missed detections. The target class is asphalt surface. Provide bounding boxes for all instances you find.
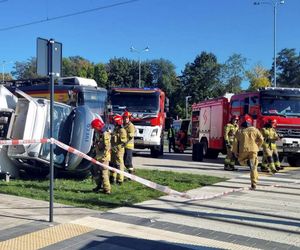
[0,151,300,250]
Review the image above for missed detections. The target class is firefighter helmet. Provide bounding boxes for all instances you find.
[91,118,105,131]
[113,115,123,126]
[244,115,253,124]
[268,118,277,126]
[123,111,131,118]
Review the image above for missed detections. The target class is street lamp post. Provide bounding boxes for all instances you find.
[130,46,149,88]
[185,96,191,119]
[254,0,285,87]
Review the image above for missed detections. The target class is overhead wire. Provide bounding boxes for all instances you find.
[0,0,139,32]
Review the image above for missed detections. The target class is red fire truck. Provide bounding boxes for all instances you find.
[110,88,167,157]
[191,87,300,167]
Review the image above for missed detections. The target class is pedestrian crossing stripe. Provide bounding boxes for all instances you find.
[0,223,94,250]
[72,216,259,250]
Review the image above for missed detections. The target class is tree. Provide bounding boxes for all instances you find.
[62,56,94,78]
[220,53,247,93]
[0,73,13,82]
[246,64,271,91]
[12,57,39,79]
[106,58,135,87]
[148,59,177,96]
[181,51,221,103]
[94,63,108,88]
[273,48,300,87]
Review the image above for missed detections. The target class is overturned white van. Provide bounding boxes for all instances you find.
[0,85,96,177]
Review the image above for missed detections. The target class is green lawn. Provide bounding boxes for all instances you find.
[0,169,225,211]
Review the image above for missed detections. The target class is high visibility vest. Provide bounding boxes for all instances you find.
[261,127,278,150]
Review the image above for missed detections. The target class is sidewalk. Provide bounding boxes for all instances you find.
[0,167,300,250]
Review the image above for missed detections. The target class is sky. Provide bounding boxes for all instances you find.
[0,0,299,89]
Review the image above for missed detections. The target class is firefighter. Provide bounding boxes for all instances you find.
[123,111,135,174]
[167,124,176,153]
[110,114,127,185]
[90,118,111,194]
[260,119,282,173]
[233,115,264,190]
[224,115,239,171]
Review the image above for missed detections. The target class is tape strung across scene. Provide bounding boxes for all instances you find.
[1,138,298,201]
[52,138,190,199]
[0,138,190,199]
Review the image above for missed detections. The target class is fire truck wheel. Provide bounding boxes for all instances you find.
[192,143,204,162]
[287,156,300,167]
[200,140,208,157]
[151,146,161,158]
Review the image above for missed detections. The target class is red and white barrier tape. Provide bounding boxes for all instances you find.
[53,139,191,199]
[1,138,299,201]
[0,138,51,145]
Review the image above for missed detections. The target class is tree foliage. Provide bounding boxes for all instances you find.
[181,52,221,103]
[62,56,94,78]
[94,63,108,88]
[106,58,135,87]
[220,53,246,93]
[273,48,300,87]
[12,57,39,79]
[246,64,271,91]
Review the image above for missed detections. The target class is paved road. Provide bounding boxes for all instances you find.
[133,149,290,178]
[0,152,299,249]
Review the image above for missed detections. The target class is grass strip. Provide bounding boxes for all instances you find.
[0,169,225,211]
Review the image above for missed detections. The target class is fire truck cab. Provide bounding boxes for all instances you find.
[110,88,167,157]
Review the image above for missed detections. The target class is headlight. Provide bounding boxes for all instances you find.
[138,113,143,118]
[132,113,137,118]
[151,128,158,136]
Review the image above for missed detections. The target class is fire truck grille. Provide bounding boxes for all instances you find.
[276,128,300,138]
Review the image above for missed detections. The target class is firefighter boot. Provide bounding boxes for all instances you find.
[92,184,102,193]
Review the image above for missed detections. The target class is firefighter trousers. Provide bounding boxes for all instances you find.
[237,151,259,187]
[224,145,236,168]
[111,148,125,183]
[92,161,111,193]
[262,146,280,172]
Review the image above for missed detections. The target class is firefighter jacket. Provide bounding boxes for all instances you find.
[224,123,239,143]
[111,126,127,152]
[94,131,111,162]
[233,126,263,154]
[124,121,135,150]
[261,127,279,150]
